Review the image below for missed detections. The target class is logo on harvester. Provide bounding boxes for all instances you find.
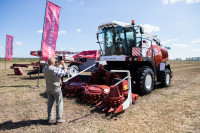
[148,48,161,56]
[153,48,159,55]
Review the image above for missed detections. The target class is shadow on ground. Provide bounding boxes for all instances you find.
[68,108,122,123]
[0,119,51,131]
[40,92,47,98]
[21,76,44,80]
[64,96,123,120]
[68,113,93,123]
[7,74,15,76]
[0,85,31,88]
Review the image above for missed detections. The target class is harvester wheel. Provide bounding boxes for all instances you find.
[161,68,171,87]
[68,64,80,77]
[135,66,154,95]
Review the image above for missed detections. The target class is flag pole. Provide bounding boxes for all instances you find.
[5,35,7,71]
[37,0,48,87]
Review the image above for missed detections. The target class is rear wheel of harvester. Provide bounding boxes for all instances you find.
[161,68,171,87]
[135,66,154,95]
[68,63,80,77]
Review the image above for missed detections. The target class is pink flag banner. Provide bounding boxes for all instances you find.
[6,35,14,61]
[41,1,61,61]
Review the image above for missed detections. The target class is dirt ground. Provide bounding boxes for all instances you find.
[0,60,200,133]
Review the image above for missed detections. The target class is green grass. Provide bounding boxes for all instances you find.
[158,92,174,99]
[18,110,33,119]
[0,58,39,63]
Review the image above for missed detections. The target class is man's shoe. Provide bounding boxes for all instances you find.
[48,119,54,124]
[56,119,65,123]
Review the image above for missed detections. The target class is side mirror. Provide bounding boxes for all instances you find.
[96,29,102,41]
[96,33,99,40]
[140,27,144,34]
[143,40,147,43]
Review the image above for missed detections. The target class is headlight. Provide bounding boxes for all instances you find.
[104,89,109,93]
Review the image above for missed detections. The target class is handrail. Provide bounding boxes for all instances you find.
[110,70,132,110]
[113,76,129,86]
[67,67,71,78]
[64,64,96,82]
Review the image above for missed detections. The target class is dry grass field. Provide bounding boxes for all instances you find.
[0,60,200,133]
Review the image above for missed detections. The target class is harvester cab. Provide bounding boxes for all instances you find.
[96,20,172,95]
[97,20,145,57]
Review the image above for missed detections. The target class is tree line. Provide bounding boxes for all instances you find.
[173,57,200,61]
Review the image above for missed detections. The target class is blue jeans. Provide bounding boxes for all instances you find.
[47,91,63,122]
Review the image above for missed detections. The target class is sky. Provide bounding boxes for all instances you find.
[0,0,200,59]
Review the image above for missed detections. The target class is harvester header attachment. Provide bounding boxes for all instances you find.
[62,64,138,114]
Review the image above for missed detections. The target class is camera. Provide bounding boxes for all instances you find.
[58,56,63,61]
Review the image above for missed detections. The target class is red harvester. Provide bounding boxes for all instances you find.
[62,20,172,114]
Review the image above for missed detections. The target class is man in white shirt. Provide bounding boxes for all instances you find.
[43,57,67,124]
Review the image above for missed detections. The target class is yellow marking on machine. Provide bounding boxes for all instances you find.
[123,85,128,90]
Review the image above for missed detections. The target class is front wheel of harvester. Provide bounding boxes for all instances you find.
[161,69,171,87]
[68,64,80,77]
[135,66,154,95]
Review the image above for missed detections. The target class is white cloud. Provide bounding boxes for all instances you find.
[0,46,3,49]
[170,0,184,4]
[186,0,200,4]
[192,48,200,52]
[163,0,200,4]
[15,41,23,46]
[163,0,169,4]
[172,43,188,48]
[76,29,81,32]
[37,30,43,34]
[38,30,67,35]
[58,30,67,35]
[192,39,200,43]
[162,38,179,45]
[80,1,84,6]
[162,0,183,4]
[161,41,167,45]
[140,24,160,33]
[166,38,179,42]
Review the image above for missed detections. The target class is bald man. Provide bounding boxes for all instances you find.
[43,57,67,124]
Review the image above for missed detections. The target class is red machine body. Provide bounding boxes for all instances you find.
[10,64,29,68]
[30,50,99,64]
[73,50,99,60]
[13,67,24,75]
[146,45,169,67]
[10,50,100,76]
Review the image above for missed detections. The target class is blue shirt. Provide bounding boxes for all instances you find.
[54,68,66,77]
